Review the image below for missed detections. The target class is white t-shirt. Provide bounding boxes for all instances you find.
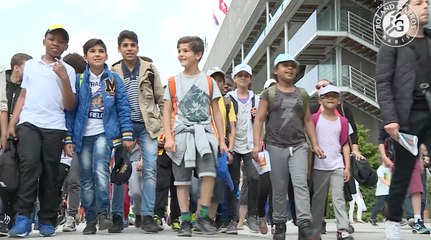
[19,58,76,130]
[163,72,221,123]
[314,115,353,171]
[376,165,391,196]
[60,151,72,166]
[83,71,105,136]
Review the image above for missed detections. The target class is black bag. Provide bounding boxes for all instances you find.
[111,145,132,185]
[352,156,378,186]
[0,139,19,191]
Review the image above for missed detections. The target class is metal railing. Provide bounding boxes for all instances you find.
[340,11,382,48]
[341,65,377,103]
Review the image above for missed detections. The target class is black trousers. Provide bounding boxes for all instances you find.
[14,122,65,226]
[226,152,260,222]
[154,152,180,220]
[388,110,431,222]
[258,172,273,224]
[371,195,389,219]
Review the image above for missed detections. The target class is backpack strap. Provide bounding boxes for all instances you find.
[267,85,276,111]
[230,95,238,115]
[168,76,177,117]
[311,112,320,126]
[298,87,309,119]
[206,75,213,100]
[339,116,349,146]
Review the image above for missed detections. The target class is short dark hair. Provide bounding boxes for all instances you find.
[177,36,205,59]
[118,30,138,46]
[63,53,86,74]
[83,39,107,55]
[10,53,32,69]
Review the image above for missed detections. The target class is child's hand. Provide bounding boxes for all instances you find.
[53,58,69,81]
[164,138,176,153]
[136,158,144,172]
[157,134,165,147]
[251,146,260,163]
[219,141,229,155]
[313,145,325,159]
[227,151,234,165]
[343,167,351,182]
[251,107,257,117]
[383,157,394,169]
[123,140,133,152]
[64,144,74,157]
[8,123,16,139]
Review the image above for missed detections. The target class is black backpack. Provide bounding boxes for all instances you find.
[0,139,19,191]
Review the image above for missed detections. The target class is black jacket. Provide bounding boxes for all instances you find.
[376,29,431,131]
[5,70,21,119]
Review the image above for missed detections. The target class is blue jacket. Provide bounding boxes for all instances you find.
[65,64,133,153]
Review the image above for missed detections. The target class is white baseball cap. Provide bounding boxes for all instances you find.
[233,63,252,76]
[263,78,277,89]
[319,85,340,96]
[207,67,225,78]
[273,53,299,67]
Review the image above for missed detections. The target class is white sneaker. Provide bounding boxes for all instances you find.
[62,216,76,232]
[385,220,400,240]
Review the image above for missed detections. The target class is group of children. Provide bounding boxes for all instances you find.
[1,22,426,240]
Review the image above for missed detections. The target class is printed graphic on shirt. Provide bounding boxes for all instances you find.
[89,81,104,119]
[280,97,298,129]
[179,85,210,122]
[104,77,116,95]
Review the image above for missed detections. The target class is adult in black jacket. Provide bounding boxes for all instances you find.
[376,1,431,238]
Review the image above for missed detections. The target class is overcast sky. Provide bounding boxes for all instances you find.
[0,0,224,85]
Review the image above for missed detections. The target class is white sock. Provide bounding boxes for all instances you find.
[414,215,422,223]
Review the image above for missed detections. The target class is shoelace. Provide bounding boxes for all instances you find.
[2,215,10,225]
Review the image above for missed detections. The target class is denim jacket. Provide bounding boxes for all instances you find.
[65,64,133,153]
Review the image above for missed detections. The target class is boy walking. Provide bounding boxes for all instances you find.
[163,36,228,237]
[310,85,352,240]
[111,30,165,233]
[7,24,76,237]
[64,38,133,235]
[252,53,322,240]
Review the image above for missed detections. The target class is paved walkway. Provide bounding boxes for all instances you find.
[18,220,431,239]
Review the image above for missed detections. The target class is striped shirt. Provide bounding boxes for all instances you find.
[122,60,144,123]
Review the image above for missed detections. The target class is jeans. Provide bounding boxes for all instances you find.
[78,133,112,221]
[65,154,80,216]
[111,183,125,219]
[133,123,158,216]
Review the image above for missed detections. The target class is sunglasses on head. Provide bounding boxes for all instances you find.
[315,84,329,90]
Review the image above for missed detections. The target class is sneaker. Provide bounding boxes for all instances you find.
[195,216,217,235]
[337,230,351,240]
[0,214,11,236]
[97,214,113,231]
[400,219,408,226]
[412,220,430,234]
[369,218,378,226]
[408,218,415,228]
[123,219,129,229]
[385,220,401,240]
[218,221,228,233]
[321,220,327,234]
[258,217,268,234]
[82,220,97,235]
[171,219,180,231]
[273,223,286,240]
[298,221,318,240]
[108,214,123,233]
[56,213,66,227]
[226,220,237,235]
[39,224,56,237]
[135,215,142,228]
[245,215,259,233]
[9,215,32,238]
[178,220,192,237]
[152,214,164,231]
[141,215,159,233]
[62,216,76,232]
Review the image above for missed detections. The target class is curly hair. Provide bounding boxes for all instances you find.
[63,53,86,74]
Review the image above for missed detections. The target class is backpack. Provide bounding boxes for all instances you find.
[168,75,213,138]
[267,85,309,119]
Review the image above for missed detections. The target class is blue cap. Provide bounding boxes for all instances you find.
[274,53,299,67]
